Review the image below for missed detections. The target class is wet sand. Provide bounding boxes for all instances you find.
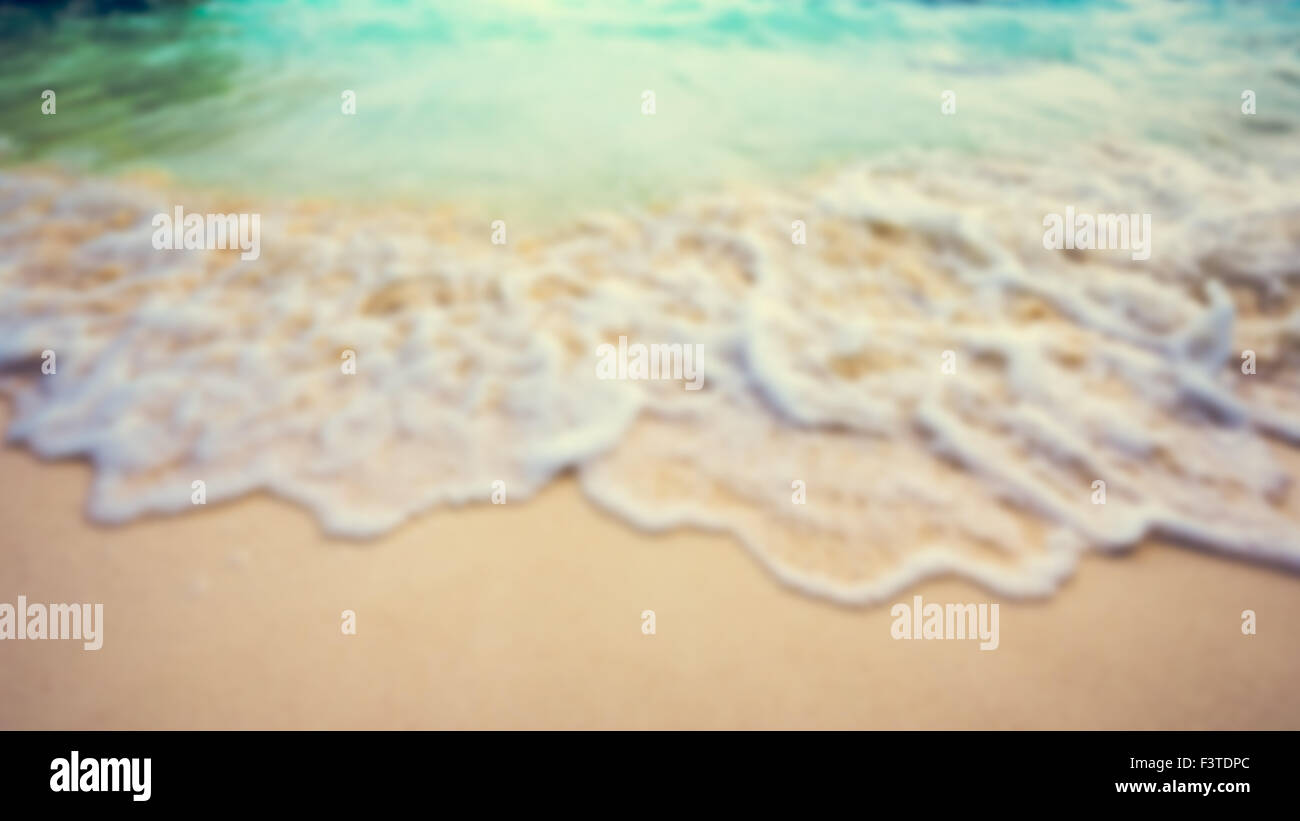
[1,402,1297,730]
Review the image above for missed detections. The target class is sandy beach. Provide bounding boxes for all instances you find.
[3,0,1300,734]
[2,404,1297,730]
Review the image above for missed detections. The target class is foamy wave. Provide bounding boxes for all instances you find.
[3,140,1299,602]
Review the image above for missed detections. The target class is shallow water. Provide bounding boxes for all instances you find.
[2,0,1299,602]
[4,0,1298,216]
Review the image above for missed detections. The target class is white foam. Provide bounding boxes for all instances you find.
[2,138,1299,601]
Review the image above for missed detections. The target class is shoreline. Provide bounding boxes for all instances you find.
[2,408,1297,729]
[2,134,1300,722]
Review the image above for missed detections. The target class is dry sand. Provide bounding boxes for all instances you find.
[1,401,1298,730]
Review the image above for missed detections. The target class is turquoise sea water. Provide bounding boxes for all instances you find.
[2,0,1298,216]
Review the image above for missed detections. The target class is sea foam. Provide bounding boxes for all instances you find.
[2,139,1299,602]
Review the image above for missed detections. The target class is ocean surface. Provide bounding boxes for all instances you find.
[2,0,1299,601]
